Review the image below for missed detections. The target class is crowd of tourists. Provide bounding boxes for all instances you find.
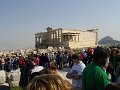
[0,50,72,72]
[0,46,120,90]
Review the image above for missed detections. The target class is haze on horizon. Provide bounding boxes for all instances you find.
[0,0,120,50]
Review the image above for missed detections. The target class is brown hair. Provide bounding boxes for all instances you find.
[115,54,120,62]
[72,54,80,60]
[105,83,120,90]
[26,74,73,90]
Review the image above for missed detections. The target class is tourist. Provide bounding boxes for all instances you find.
[82,47,109,90]
[105,83,120,90]
[33,54,40,66]
[39,53,45,66]
[115,54,120,83]
[1,55,5,70]
[44,53,49,68]
[29,65,44,81]
[68,53,73,68]
[18,55,26,71]
[0,56,2,70]
[19,58,34,90]
[25,74,73,90]
[29,61,64,81]
[66,54,86,90]
[56,51,63,69]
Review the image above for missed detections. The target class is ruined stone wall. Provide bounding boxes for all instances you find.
[61,29,97,48]
[35,32,47,48]
[35,27,98,49]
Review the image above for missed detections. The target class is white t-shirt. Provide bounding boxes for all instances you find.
[69,61,86,87]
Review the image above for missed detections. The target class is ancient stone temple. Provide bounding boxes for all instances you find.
[35,27,98,49]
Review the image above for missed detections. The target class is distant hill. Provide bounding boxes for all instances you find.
[98,36,120,45]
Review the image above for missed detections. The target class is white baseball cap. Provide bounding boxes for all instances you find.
[31,66,44,74]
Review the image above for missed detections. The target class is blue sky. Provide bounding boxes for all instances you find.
[0,0,120,50]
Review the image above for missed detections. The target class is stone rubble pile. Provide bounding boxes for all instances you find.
[0,70,6,84]
[0,69,21,87]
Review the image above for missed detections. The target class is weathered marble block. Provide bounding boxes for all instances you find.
[0,70,6,84]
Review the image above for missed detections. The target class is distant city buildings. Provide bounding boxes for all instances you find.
[35,27,98,49]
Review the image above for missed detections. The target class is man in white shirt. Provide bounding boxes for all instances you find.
[66,54,86,90]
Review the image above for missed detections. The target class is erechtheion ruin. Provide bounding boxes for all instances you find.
[35,27,98,49]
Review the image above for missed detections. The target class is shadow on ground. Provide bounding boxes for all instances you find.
[59,67,70,72]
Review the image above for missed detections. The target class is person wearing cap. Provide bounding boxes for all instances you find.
[82,47,109,90]
[29,66,44,81]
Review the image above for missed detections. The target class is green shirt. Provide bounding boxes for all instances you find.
[82,63,109,90]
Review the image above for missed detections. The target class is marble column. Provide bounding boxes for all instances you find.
[60,29,62,43]
[75,35,77,41]
[35,37,37,46]
[78,34,79,41]
[96,30,98,45]
[55,30,57,44]
[58,30,59,43]
[39,36,41,43]
[53,31,55,43]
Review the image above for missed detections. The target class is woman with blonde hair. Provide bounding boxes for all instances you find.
[25,74,73,90]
